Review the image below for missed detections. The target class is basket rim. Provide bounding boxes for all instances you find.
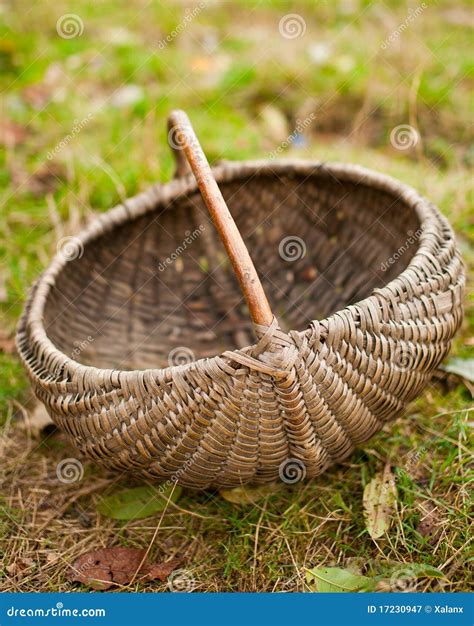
[17,158,447,385]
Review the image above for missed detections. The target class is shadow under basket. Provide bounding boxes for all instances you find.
[16,111,464,489]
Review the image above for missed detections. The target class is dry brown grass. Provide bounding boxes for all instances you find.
[1,384,472,592]
[1,0,473,594]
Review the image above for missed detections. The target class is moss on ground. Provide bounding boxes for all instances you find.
[0,0,472,592]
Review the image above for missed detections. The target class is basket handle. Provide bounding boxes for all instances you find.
[167,110,274,327]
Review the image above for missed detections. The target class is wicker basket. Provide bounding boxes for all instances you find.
[17,111,464,489]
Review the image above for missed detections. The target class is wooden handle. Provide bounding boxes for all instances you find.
[168,110,274,327]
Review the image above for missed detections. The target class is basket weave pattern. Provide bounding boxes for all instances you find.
[17,161,464,489]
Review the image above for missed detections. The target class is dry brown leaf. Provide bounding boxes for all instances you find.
[363,462,397,540]
[69,547,182,590]
[145,560,184,582]
[6,557,34,580]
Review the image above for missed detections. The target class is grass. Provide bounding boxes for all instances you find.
[0,0,473,592]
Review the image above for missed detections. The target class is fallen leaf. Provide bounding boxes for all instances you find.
[378,562,445,591]
[146,560,184,582]
[96,484,182,520]
[6,557,35,580]
[396,563,444,578]
[18,403,54,436]
[442,357,474,383]
[219,483,279,505]
[363,463,397,539]
[69,547,182,590]
[344,557,366,575]
[306,566,374,592]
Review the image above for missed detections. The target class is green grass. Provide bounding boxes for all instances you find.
[0,0,472,592]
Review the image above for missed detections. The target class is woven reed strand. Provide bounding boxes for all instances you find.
[16,161,464,489]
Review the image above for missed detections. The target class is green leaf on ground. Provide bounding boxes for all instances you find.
[219,483,279,505]
[96,484,182,520]
[394,563,445,578]
[383,563,446,591]
[442,357,474,382]
[306,567,375,592]
[363,463,397,539]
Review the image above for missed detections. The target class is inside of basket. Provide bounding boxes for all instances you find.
[43,170,421,370]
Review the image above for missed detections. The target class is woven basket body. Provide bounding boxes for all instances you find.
[17,160,464,489]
